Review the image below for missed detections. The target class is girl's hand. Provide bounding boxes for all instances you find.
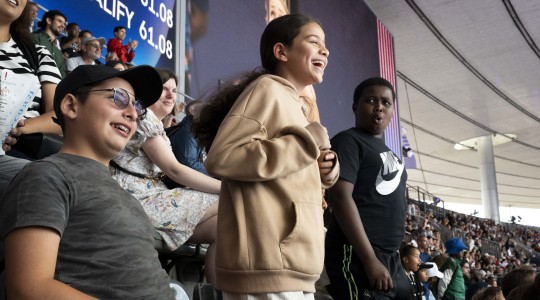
[2,119,25,152]
[318,150,336,177]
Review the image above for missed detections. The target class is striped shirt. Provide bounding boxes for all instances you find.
[0,37,62,118]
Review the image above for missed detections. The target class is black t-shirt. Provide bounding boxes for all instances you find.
[1,153,173,299]
[327,128,407,252]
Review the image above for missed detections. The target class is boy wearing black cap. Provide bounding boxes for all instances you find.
[1,65,174,299]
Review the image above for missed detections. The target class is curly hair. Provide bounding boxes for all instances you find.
[192,69,265,152]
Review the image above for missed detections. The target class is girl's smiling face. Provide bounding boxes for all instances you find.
[275,22,329,91]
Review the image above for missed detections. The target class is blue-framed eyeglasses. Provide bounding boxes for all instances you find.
[85,88,146,119]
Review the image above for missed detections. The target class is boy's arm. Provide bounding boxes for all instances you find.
[328,179,393,292]
[5,227,97,299]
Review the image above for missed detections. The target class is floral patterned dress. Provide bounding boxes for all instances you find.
[111,110,218,250]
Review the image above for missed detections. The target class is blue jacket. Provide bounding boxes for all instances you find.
[167,117,208,175]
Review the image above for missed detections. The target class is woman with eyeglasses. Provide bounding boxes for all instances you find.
[110,68,220,283]
[0,0,62,194]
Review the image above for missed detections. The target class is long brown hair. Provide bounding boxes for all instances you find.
[192,14,321,152]
[10,2,33,43]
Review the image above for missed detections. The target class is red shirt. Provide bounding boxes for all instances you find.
[106,38,135,63]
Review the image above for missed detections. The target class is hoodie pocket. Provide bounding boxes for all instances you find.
[279,201,325,275]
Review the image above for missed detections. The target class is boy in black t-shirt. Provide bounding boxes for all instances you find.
[325,77,409,299]
[1,65,175,299]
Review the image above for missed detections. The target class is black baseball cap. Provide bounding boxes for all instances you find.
[53,65,163,122]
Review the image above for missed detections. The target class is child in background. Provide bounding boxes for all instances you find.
[1,65,174,298]
[325,77,409,299]
[400,245,423,299]
[422,262,444,300]
[196,14,338,299]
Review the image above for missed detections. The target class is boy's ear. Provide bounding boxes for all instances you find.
[352,102,357,113]
[273,43,288,62]
[402,256,410,264]
[60,94,79,122]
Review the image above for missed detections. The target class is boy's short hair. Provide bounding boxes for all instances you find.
[353,77,395,104]
[114,26,126,33]
[53,65,163,129]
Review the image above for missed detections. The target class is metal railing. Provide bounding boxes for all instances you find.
[406,185,445,218]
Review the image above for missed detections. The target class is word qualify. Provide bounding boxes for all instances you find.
[95,0,135,29]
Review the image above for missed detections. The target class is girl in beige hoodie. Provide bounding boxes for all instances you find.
[194,14,339,300]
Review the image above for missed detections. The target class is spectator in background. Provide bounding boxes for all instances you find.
[431,229,442,254]
[462,260,472,289]
[471,287,504,300]
[500,265,536,297]
[66,36,105,73]
[107,26,137,63]
[32,9,67,77]
[424,262,444,300]
[105,50,119,62]
[105,59,127,71]
[466,269,488,300]
[79,29,103,65]
[418,234,432,263]
[28,1,38,32]
[168,99,208,175]
[78,29,92,40]
[506,272,540,300]
[438,238,468,300]
[486,275,497,288]
[417,235,433,300]
[60,22,80,58]
[400,245,423,299]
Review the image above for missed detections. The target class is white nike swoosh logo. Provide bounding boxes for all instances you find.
[375,154,405,195]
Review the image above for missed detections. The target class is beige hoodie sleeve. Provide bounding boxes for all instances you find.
[205,77,321,181]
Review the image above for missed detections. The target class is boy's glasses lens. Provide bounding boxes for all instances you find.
[112,88,130,109]
[133,100,147,119]
[84,88,146,118]
[113,88,146,118]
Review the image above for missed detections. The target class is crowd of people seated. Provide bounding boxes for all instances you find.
[402,199,540,299]
[2,1,540,299]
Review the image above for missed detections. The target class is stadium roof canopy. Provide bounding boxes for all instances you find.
[366,0,540,209]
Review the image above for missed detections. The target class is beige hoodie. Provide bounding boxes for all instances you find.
[205,74,338,293]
